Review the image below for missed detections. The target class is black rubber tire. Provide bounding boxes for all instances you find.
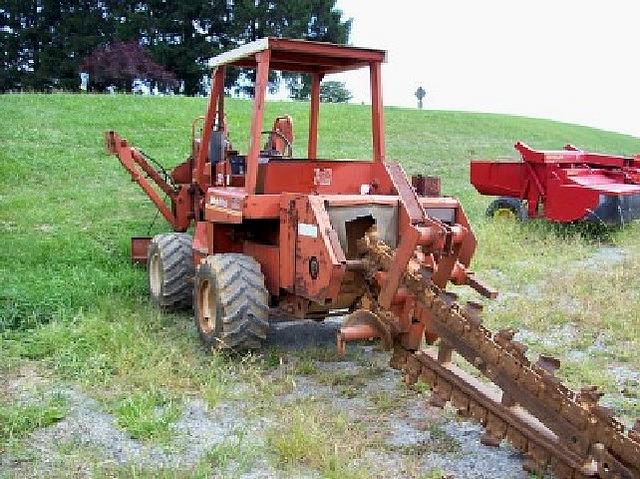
[486,197,528,221]
[147,233,194,310]
[193,254,269,350]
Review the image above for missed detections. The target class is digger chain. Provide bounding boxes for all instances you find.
[361,232,640,479]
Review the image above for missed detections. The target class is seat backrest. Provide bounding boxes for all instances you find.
[267,115,294,155]
[208,130,227,164]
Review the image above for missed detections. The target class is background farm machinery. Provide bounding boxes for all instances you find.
[472,142,640,225]
[106,38,640,478]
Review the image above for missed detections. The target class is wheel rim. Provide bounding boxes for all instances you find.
[493,207,517,220]
[197,279,215,335]
[149,252,162,296]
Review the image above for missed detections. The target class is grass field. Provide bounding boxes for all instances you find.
[1,93,639,477]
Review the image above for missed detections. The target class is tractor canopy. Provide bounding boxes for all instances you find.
[201,38,388,195]
[208,37,387,74]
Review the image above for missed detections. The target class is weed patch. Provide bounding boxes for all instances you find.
[265,398,369,478]
[0,393,67,451]
[203,428,264,476]
[111,389,181,443]
[384,423,460,456]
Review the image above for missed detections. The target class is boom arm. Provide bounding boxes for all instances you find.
[105,131,192,232]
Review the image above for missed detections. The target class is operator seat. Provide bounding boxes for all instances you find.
[208,129,229,165]
[261,115,294,158]
[209,127,246,179]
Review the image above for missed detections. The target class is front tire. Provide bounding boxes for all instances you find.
[194,254,269,350]
[147,233,194,310]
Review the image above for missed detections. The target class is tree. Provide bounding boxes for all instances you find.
[0,1,27,91]
[0,0,114,92]
[229,0,352,96]
[103,0,351,95]
[319,80,351,103]
[106,0,231,96]
[288,74,312,101]
[0,0,351,95]
[80,41,177,92]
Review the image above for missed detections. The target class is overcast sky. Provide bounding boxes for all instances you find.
[330,0,640,138]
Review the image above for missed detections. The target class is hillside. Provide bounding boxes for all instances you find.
[2,93,640,327]
[1,94,639,478]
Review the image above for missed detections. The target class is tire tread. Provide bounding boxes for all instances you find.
[148,233,194,310]
[195,254,269,350]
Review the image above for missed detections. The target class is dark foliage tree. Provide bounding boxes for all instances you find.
[287,74,312,101]
[319,80,351,103]
[0,1,25,91]
[103,0,233,95]
[80,41,177,92]
[227,0,351,96]
[1,0,113,92]
[0,0,351,95]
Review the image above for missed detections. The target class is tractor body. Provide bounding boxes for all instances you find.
[105,37,489,350]
[471,142,640,225]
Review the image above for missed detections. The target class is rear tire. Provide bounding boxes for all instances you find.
[194,254,269,350]
[147,233,194,310]
[486,197,527,221]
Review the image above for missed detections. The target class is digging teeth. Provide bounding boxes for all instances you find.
[429,392,447,408]
[577,386,604,407]
[509,340,528,359]
[594,405,615,421]
[441,291,458,305]
[495,328,528,361]
[480,431,502,447]
[630,420,640,442]
[534,355,562,385]
[535,355,561,375]
[495,327,516,342]
[481,414,507,447]
[365,235,640,477]
[463,301,483,326]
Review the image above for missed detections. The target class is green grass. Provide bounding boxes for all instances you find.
[1,93,640,473]
[1,93,639,331]
[203,428,264,476]
[3,301,235,398]
[112,388,182,443]
[265,398,368,479]
[419,470,448,479]
[0,393,67,452]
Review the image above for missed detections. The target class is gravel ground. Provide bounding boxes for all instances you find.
[6,240,636,478]
[576,245,625,270]
[0,319,533,478]
[3,389,247,475]
[3,243,636,477]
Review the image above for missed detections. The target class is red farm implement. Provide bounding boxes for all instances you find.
[471,142,640,225]
[105,38,640,478]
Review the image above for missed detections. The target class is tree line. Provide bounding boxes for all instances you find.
[0,0,351,96]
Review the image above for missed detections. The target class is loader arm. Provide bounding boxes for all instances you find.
[105,131,192,232]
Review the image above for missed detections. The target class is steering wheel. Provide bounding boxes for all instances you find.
[261,130,293,158]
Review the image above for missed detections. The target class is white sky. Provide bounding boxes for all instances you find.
[330,0,640,138]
